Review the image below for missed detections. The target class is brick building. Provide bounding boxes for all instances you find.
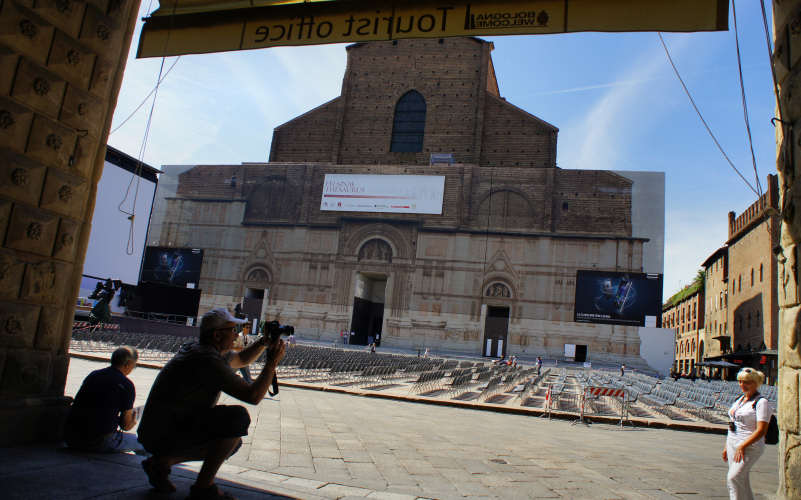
[662,284,704,375]
[148,37,664,364]
[669,175,780,382]
[724,175,780,382]
[702,246,728,360]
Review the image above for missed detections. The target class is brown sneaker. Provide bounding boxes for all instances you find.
[142,457,176,493]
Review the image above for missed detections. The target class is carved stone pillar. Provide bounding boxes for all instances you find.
[0,0,141,444]
[774,1,801,497]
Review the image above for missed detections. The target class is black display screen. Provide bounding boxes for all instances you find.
[141,247,203,287]
[574,270,663,327]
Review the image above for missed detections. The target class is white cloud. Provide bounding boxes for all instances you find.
[663,208,729,297]
[560,36,690,171]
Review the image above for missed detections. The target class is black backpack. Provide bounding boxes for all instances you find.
[752,396,779,445]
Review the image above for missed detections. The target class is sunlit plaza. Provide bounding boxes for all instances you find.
[50,356,778,499]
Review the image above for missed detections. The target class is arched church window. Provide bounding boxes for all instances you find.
[390,90,426,152]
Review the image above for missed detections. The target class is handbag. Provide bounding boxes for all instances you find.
[753,396,779,445]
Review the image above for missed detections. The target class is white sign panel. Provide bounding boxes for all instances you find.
[320,174,445,214]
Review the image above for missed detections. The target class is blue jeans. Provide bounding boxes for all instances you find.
[67,431,143,453]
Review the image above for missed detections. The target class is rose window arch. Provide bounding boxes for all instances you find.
[485,282,512,298]
[244,267,271,284]
[358,239,393,263]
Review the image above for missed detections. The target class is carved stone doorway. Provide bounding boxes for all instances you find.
[483,306,509,358]
[350,272,387,346]
[243,287,266,326]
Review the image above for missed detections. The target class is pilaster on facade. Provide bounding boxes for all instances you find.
[773,1,801,496]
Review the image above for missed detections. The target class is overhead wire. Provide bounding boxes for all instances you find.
[758,0,786,240]
[760,0,791,220]
[109,56,180,136]
[657,32,758,196]
[759,0,784,122]
[731,0,762,198]
[118,56,167,255]
[117,4,177,255]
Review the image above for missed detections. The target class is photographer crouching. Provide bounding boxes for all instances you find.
[137,308,286,499]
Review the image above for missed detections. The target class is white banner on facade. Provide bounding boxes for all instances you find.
[320,174,445,214]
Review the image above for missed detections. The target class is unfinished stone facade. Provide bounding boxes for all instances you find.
[0,0,142,444]
[151,37,657,366]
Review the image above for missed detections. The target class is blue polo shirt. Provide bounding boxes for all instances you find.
[65,366,135,442]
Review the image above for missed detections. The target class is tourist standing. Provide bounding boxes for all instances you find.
[722,368,772,500]
[238,332,253,383]
[536,356,542,376]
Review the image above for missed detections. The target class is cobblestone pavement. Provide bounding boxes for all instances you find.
[66,358,779,499]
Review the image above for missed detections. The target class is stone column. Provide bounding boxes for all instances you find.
[0,0,141,445]
[774,1,801,497]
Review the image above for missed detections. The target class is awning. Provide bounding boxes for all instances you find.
[698,360,740,368]
[138,0,729,58]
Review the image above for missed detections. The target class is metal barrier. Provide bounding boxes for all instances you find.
[580,386,629,425]
[544,383,583,419]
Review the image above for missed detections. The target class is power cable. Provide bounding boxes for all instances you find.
[758,0,786,240]
[731,0,762,198]
[657,33,758,196]
[760,0,785,122]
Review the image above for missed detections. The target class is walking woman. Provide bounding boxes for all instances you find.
[722,367,772,500]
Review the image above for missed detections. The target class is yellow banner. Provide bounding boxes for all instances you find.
[138,0,728,58]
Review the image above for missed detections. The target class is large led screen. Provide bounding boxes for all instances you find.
[320,174,445,214]
[82,152,157,284]
[141,247,203,287]
[574,271,663,327]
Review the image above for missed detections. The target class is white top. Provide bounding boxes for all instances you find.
[728,394,772,445]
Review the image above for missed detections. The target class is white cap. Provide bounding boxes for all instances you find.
[200,307,246,332]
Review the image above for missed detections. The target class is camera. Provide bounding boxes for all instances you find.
[729,421,736,432]
[261,320,293,397]
[264,320,294,343]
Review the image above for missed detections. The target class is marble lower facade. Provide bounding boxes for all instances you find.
[172,220,648,365]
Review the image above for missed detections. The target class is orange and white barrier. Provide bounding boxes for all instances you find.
[586,387,626,398]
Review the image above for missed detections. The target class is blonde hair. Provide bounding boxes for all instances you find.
[736,367,765,386]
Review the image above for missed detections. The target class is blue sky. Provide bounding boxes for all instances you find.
[108,1,777,299]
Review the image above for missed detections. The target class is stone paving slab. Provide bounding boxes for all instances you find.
[0,446,321,500]
[53,357,781,500]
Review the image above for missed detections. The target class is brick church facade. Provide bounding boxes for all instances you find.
[148,37,659,363]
